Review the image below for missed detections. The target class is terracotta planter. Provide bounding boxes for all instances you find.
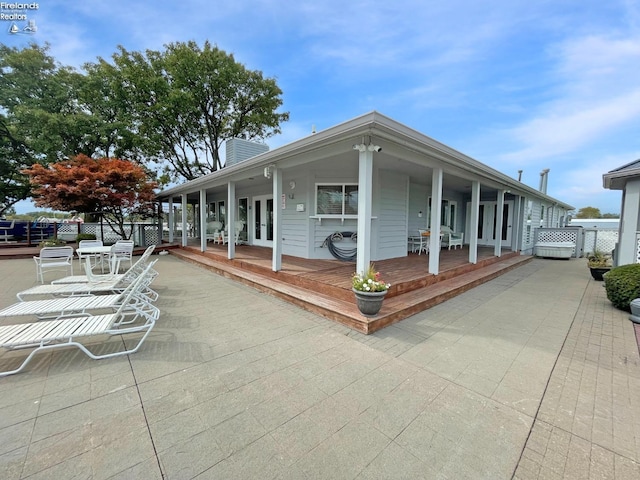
[353,288,387,317]
[589,267,611,281]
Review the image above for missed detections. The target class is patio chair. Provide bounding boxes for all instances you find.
[206,221,223,243]
[77,239,104,270]
[0,219,15,242]
[33,246,74,284]
[234,221,245,245]
[415,230,429,255]
[0,265,160,377]
[0,260,158,321]
[441,226,464,250]
[110,240,134,271]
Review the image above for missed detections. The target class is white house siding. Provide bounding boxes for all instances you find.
[375,170,409,260]
[408,182,429,237]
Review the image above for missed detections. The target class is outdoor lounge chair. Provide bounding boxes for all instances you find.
[17,257,158,302]
[0,261,158,321]
[0,266,160,377]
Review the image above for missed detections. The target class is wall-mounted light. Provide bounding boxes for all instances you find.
[418,211,423,218]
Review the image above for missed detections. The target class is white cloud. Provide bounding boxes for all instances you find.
[499,32,640,164]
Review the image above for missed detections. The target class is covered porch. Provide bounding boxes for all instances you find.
[171,241,532,334]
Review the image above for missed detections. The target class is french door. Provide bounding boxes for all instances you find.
[467,201,513,246]
[252,195,274,247]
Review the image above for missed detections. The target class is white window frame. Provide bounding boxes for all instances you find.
[314,183,358,218]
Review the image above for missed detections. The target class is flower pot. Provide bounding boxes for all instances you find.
[353,288,387,317]
[589,267,611,281]
[629,298,640,324]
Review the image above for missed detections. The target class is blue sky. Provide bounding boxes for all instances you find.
[3,0,639,215]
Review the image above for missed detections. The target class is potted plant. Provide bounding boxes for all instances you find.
[587,250,613,281]
[352,263,391,317]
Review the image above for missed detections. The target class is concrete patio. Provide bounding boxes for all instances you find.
[0,254,639,479]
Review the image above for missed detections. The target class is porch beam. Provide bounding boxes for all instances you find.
[355,142,377,274]
[429,167,443,275]
[469,181,480,264]
[272,169,282,271]
[199,189,207,252]
[618,180,640,266]
[168,198,174,243]
[228,181,236,259]
[495,189,505,257]
[181,194,188,247]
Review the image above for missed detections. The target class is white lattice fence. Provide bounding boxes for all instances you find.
[636,234,640,263]
[583,229,618,255]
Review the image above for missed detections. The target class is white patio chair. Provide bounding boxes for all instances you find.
[234,221,245,245]
[33,246,74,283]
[415,230,429,255]
[110,240,134,271]
[206,221,223,243]
[77,239,104,270]
[441,226,464,250]
[0,265,160,377]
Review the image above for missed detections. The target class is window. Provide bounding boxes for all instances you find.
[316,184,358,216]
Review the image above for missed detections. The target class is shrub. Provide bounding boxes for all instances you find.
[76,233,97,242]
[603,263,640,311]
[39,238,66,247]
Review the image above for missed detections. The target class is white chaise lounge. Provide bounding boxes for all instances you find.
[0,269,160,377]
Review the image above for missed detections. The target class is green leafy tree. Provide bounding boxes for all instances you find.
[575,207,602,219]
[89,41,289,181]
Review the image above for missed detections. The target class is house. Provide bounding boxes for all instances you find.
[603,159,640,266]
[157,111,574,275]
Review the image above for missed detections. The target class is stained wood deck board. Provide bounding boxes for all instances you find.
[172,244,532,334]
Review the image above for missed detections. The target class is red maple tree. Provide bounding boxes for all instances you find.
[24,154,158,240]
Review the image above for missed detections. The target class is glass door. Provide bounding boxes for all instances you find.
[252,195,273,247]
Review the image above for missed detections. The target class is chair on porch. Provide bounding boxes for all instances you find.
[441,226,464,250]
[414,229,429,255]
[205,221,223,243]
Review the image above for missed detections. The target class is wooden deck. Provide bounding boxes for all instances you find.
[0,240,533,333]
[171,242,533,334]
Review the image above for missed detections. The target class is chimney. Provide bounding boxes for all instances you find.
[539,169,550,194]
[517,170,523,182]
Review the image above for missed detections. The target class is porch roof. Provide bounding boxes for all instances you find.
[156,111,574,210]
[603,158,640,190]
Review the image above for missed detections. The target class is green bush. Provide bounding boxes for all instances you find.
[39,238,66,247]
[76,233,97,242]
[603,263,640,311]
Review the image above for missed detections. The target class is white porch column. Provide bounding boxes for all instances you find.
[181,194,188,247]
[354,143,377,275]
[272,168,282,271]
[227,181,236,259]
[618,179,640,265]
[199,189,207,252]
[168,198,174,243]
[495,189,505,257]
[429,168,443,275]
[469,181,480,264]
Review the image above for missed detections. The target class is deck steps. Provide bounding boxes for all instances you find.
[170,248,532,334]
